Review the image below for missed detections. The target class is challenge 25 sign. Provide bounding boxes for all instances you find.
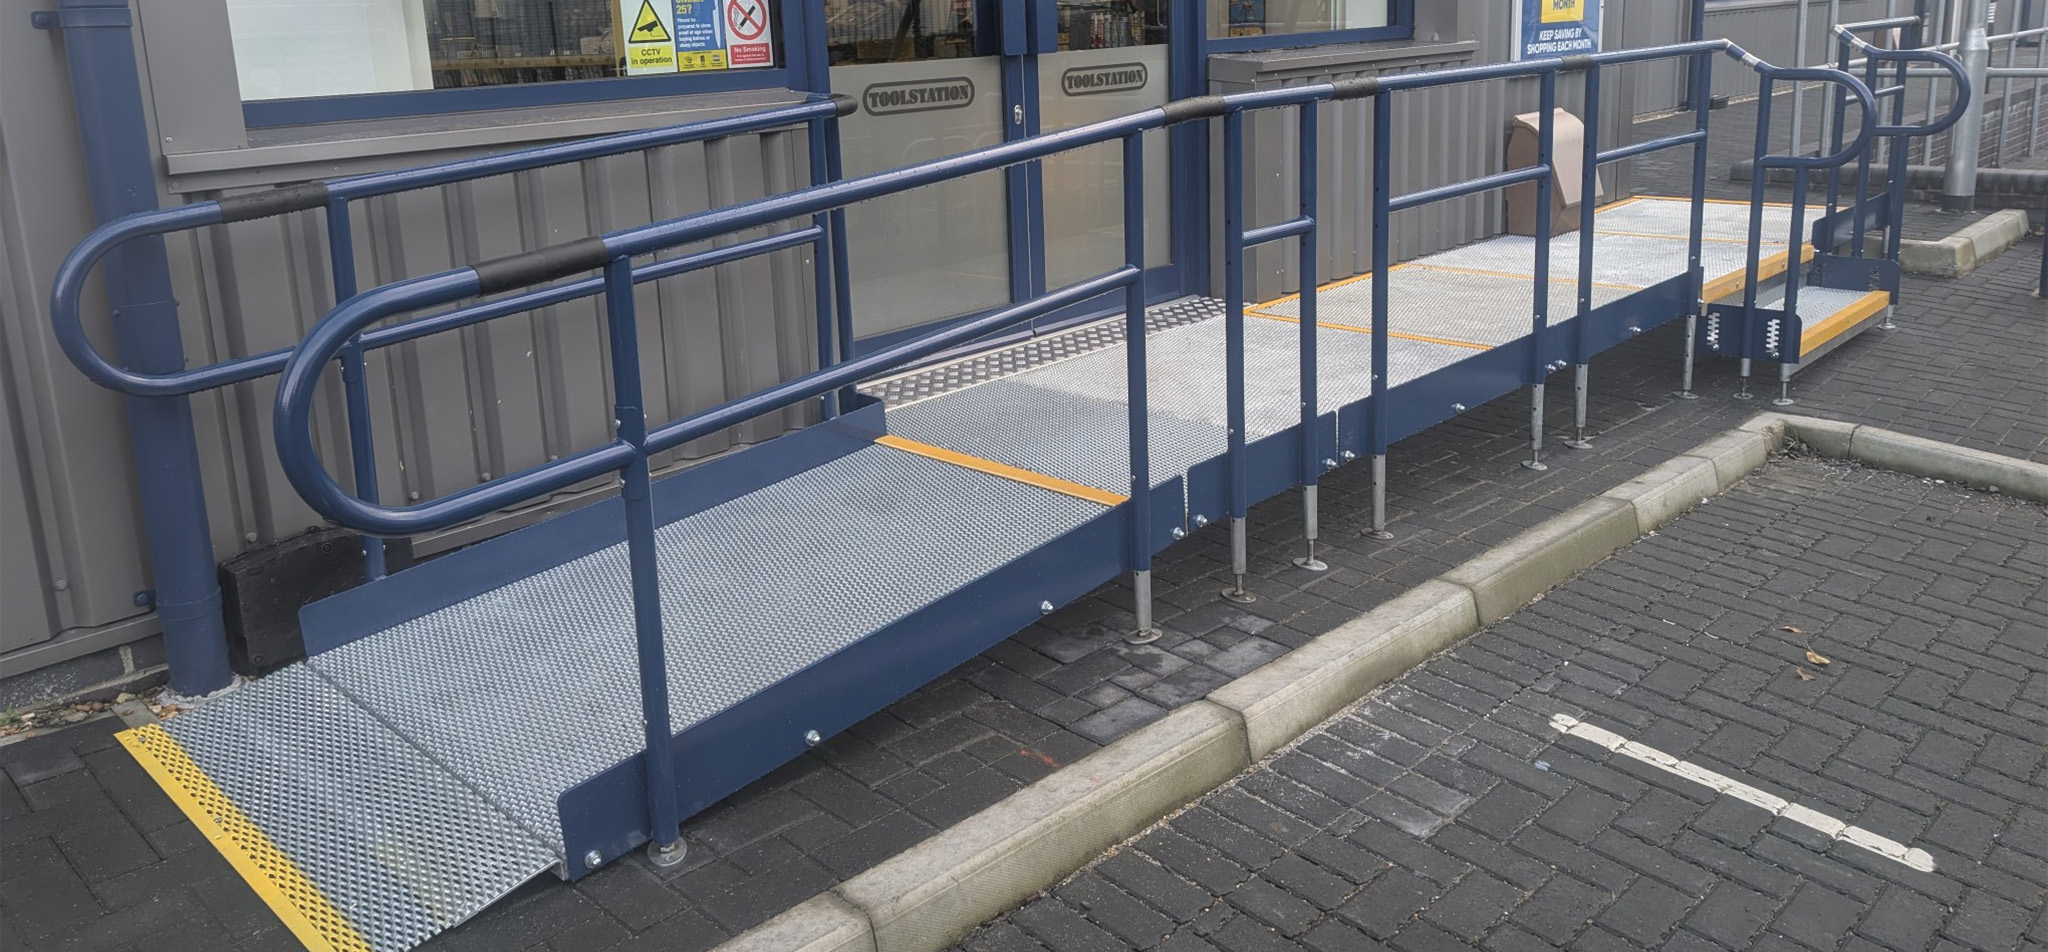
[619,0,776,75]
[1514,0,1602,61]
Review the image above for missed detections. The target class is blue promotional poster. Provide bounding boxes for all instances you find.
[1515,0,1602,61]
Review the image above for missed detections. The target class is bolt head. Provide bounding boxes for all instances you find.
[1341,450,1357,461]
[1193,515,1210,527]
[584,850,603,868]
[1452,403,1467,412]
[1039,600,1056,613]
[804,729,822,747]
[1171,526,1187,539]
[1322,458,1338,469]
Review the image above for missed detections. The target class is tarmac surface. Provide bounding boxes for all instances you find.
[1,95,2043,952]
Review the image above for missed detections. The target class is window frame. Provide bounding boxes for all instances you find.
[237,0,824,128]
[1201,0,1415,54]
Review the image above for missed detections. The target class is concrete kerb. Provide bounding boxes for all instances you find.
[713,412,2037,952]
[1753,412,2048,503]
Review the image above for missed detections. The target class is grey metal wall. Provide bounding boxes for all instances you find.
[1210,0,1638,303]
[1629,0,1895,115]
[0,0,822,677]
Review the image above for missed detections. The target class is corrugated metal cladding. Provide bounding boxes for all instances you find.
[1210,3,1642,304]
[1628,0,1895,116]
[3,0,826,673]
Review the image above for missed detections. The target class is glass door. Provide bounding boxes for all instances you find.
[828,3,1015,341]
[1034,1,1174,294]
[827,0,1189,348]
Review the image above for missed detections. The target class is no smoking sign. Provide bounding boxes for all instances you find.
[724,0,773,65]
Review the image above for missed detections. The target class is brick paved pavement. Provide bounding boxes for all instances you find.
[951,458,2048,952]
[2,96,2042,951]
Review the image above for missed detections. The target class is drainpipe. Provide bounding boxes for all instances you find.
[1944,0,1993,210]
[36,0,233,695]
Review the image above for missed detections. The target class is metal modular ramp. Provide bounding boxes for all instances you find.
[49,25,1965,952]
[115,196,1875,951]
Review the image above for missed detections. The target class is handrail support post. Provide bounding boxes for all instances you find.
[601,257,684,864]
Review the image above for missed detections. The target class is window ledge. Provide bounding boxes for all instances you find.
[164,87,811,194]
[1207,39,1479,86]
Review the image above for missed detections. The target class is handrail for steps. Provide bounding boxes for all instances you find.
[255,39,1879,865]
[1716,20,1969,402]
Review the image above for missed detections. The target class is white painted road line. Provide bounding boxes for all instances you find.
[1549,714,1936,873]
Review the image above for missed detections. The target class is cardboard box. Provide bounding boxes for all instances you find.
[1505,109,1603,236]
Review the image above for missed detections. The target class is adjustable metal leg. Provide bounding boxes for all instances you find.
[1126,569,1162,645]
[1293,485,1328,572]
[1220,517,1256,603]
[1877,304,1895,331]
[1733,357,1754,400]
[1521,383,1548,471]
[1367,454,1394,540]
[1564,364,1593,449]
[647,837,686,867]
[1677,313,1700,400]
[1772,361,1795,407]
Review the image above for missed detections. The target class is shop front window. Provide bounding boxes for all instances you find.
[1210,0,1392,39]
[226,0,783,102]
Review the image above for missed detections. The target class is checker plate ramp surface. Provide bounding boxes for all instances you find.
[887,316,1470,493]
[134,444,1103,952]
[1600,196,1795,243]
[146,666,556,952]
[1251,267,1631,345]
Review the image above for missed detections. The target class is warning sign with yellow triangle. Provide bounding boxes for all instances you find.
[620,0,678,74]
[629,0,671,43]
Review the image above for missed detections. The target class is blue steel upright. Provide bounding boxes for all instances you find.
[46,0,232,694]
[600,257,685,865]
[1219,111,1255,605]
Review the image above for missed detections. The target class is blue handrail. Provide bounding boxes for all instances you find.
[260,38,1876,863]
[48,93,854,583]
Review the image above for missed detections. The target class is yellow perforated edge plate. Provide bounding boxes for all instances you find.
[118,724,372,952]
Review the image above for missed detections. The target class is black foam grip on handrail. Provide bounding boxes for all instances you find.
[829,92,858,117]
[1161,96,1229,123]
[215,182,332,223]
[471,237,613,295]
[1329,77,1382,101]
[1560,54,1596,72]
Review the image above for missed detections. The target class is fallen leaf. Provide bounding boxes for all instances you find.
[1780,625,1803,634]
[1805,649,1831,666]
[1795,667,1815,682]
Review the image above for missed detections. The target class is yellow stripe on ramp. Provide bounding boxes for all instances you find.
[875,435,1129,507]
[118,725,372,952]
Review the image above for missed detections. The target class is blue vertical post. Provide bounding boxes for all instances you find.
[1850,51,1881,257]
[1775,164,1809,406]
[47,0,231,694]
[825,117,857,407]
[1292,102,1328,573]
[1219,110,1255,604]
[1366,93,1394,541]
[1825,41,1851,222]
[1522,71,1557,472]
[1121,132,1161,646]
[601,256,683,865]
[1566,65,1600,450]
[1683,0,1710,108]
[806,119,839,419]
[1736,77,1776,399]
[324,202,388,580]
[1680,50,1712,400]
